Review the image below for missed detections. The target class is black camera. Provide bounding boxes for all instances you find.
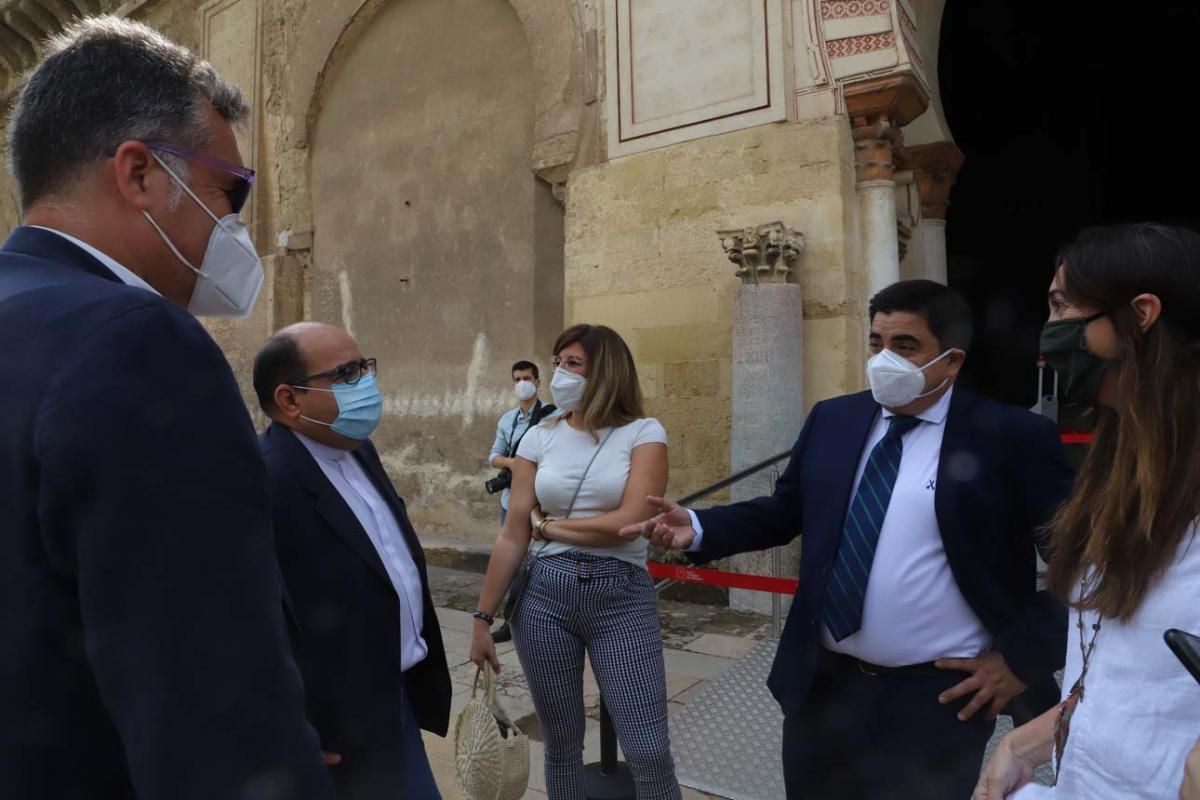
[484,468,512,494]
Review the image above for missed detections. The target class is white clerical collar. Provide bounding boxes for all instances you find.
[881,385,954,426]
[31,226,160,296]
[294,430,352,463]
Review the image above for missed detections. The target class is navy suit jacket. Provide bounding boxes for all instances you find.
[260,424,451,772]
[695,388,1073,718]
[0,227,331,798]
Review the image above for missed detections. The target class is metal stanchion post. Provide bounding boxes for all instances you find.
[583,698,635,800]
[770,547,782,640]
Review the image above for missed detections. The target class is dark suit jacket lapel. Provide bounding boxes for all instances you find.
[353,443,429,580]
[268,424,392,587]
[934,387,977,552]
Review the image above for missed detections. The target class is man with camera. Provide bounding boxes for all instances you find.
[485,360,556,641]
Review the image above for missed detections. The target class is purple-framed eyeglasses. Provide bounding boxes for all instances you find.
[143,140,256,214]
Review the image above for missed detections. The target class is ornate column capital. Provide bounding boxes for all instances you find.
[844,74,929,185]
[843,73,930,129]
[717,222,804,285]
[906,141,965,221]
[851,118,903,183]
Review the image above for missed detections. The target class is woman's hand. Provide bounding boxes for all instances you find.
[469,621,501,673]
[973,735,1037,799]
[530,506,547,541]
[1182,735,1200,800]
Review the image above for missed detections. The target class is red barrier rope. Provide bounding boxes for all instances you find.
[1060,431,1093,444]
[649,429,1094,594]
[647,561,798,594]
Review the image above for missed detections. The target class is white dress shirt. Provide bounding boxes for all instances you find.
[32,226,160,295]
[690,387,991,666]
[295,432,429,672]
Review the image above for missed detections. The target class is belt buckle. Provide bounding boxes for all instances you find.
[576,559,594,581]
[856,659,878,677]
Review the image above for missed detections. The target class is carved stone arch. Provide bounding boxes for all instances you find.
[286,0,586,185]
[904,0,951,147]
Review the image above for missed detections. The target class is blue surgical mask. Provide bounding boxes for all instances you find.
[294,372,383,440]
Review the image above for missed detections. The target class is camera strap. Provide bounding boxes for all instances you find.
[507,400,555,459]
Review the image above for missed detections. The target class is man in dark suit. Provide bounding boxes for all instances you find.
[624,280,1073,799]
[0,17,331,800]
[253,322,453,799]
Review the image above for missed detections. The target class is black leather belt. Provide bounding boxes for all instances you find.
[820,647,945,678]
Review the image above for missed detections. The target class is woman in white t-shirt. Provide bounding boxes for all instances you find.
[974,224,1200,799]
[470,324,681,800]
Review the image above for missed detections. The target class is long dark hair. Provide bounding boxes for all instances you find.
[1045,223,1200,621]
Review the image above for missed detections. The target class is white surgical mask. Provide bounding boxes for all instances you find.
[550,367,587,412]
[866,348,953,408]
[514,379,538,402]
[143,153,264,318]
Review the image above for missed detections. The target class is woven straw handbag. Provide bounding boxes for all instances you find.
[454,663,530,800]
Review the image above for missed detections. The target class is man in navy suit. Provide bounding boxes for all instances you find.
[254,322,452,799]
[624,280,1073,799]
[0,17,331,800]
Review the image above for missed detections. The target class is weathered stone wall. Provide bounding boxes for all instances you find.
[0,0,879,556]
[564,120,865,502]
[307,0,561,543]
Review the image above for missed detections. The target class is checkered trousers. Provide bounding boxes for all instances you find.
[511,553,681,800]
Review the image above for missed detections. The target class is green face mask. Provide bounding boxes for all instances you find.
[1040,310,1112,408]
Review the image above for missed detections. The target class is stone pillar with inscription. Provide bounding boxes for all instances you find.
[716,222,806,615]
[845,76,930,301]
[907,142,965,285]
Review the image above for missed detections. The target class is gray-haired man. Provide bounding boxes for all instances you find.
[0,18,332,799]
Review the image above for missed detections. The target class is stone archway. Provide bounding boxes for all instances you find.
[302,0,568,538]
[937,0,1200,405]
[286,0,587,187]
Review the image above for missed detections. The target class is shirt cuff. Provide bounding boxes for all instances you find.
[685,508,705,552]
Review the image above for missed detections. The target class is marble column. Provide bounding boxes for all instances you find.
[853,118,904,301]
[844,75,930,301]
[716,222,805,615]
[907,142,965,285]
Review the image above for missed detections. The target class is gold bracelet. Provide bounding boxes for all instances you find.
[538,516,553,536]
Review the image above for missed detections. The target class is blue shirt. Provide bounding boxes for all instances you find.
[488,400,551,510]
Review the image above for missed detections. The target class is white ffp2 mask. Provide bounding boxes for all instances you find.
[514,380,537,402]
[550,367,587,412]
[143,153,264,319]
[866,348,952,408]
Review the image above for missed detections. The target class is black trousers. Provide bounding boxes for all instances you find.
[782,651,996,800]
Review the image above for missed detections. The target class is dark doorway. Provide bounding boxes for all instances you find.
[938,2,1200,407]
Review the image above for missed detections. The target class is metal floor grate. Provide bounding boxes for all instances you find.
[670,639,1055,799]
[670,638,785,800]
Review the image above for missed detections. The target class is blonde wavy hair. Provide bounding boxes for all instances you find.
[548,324,644,435]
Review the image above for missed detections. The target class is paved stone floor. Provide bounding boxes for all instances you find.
[421,563,1054,799]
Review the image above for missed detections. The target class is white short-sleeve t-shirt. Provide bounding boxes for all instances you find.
[516,417,667,567]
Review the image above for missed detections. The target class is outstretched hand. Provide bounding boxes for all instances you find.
[617,496,697,550]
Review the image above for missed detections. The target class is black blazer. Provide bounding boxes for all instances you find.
[260,424,452,769]
[695,388,1074,718]
[0,227,331,798]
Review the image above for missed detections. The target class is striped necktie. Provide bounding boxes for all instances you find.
[822,414,921,642]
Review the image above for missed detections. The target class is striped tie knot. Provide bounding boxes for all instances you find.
[822,414,922,642]
[886,414,920,438]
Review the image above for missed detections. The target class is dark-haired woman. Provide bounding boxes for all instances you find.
[975,223,1200,799]
[469,324,681,800]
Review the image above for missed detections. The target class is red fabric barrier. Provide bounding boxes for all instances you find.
[647,560,798,594]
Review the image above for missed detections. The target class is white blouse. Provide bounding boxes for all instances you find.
[1015,527,1200,799]
[516,417,667,567]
